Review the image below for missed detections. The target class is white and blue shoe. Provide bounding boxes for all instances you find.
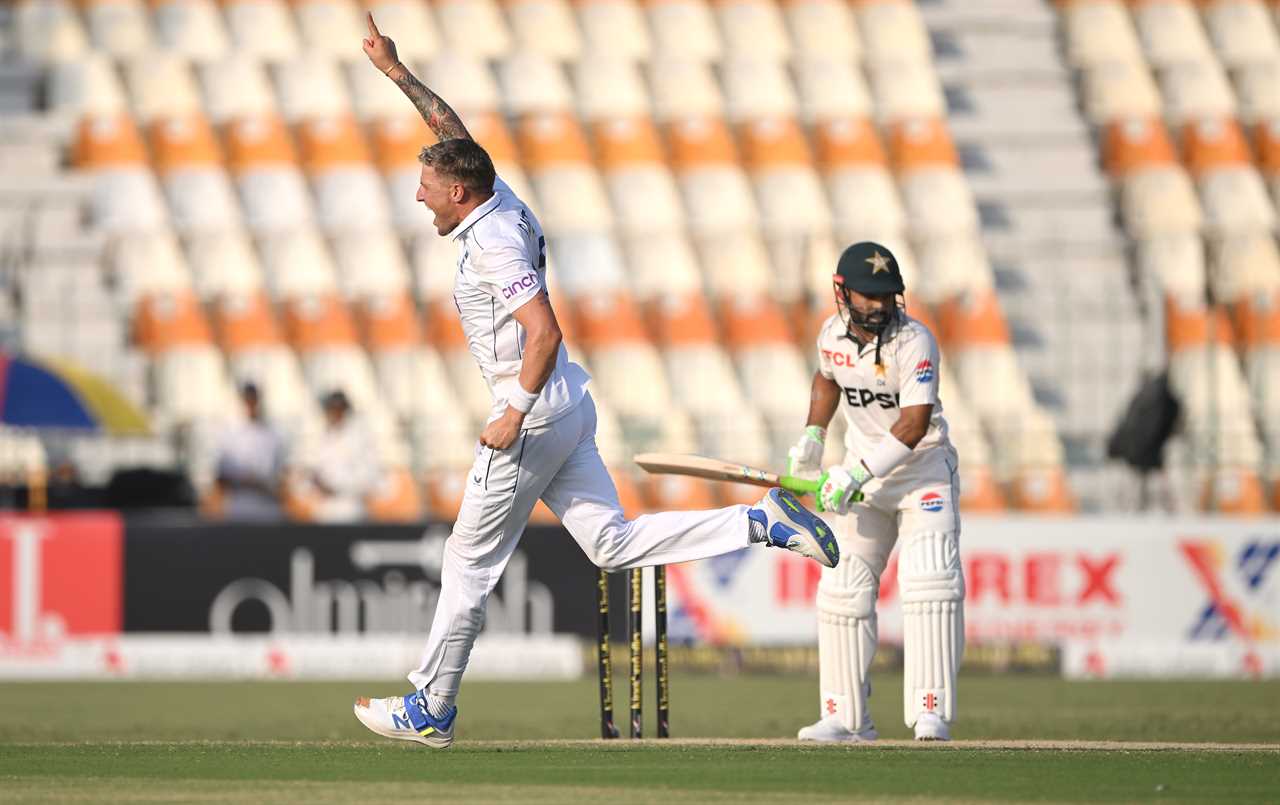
[751,488,840,568]
[354,690,456,748]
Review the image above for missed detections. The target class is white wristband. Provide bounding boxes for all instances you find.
[507,383,538,414]
[862,434,913,478]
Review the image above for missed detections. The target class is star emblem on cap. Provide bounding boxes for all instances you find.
[866,251,891,274]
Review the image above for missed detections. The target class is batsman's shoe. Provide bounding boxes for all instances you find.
[913,712,951,742]
[797,715,878,743]
[751,488,840,568]
[353,690,456,748]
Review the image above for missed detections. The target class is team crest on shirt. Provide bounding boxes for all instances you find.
[875,363,886,386]
[919,492,945,513]
[914,359,935,383]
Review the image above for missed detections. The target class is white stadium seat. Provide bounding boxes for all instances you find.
[504,0,583,60]
[293,0,365,59]
[1132,0,1214,69]
[48,54,128,116]
[575,0,651,60]
[722,59,799,123]
[573,57,651,120]
[546,231,628,298]
[621,231,703,301]
[257,228,340,300]
[1203,0,1280,68]
[1135,233,1207,300]
[124,53,203,123]
[222,0,301,61]
[331,229,412,301]
[784,0,861,62]
[424,52,503,113]
[274,54,352,122]
[1061,0,1145,68]
[794,58,872,123]
[1207,232,1280,302]
[645,0,722,62]
[715,0,792,63]
[1232,60,1280,124]
[826,167,906,241]
[1159,61,1238,125]
[898,168,981,240]
[14,0,88,62]
[868,61,946,122]
[1081,60,1163,123]
[1120,167,1205,237]
[364,0,440,61]
[433,0,512,58]
[663,344,749,417]
[648,61,725,121]
[185,230,265,300]
[499,51,575,115]
[855,0,932,67]
[237,168,316,233]
[152,0,230,62]
[199,56,279,122]
[84,0,152,57]
[1198,167,1277,234]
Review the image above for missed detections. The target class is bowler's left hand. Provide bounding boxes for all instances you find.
[480,408,525,450]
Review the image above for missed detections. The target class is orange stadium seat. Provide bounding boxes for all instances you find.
[720,295,794,348]
[223,113,299,170]
[518,111,613,231]
[888,117,960,174]
[739,116,830,229]
[1102,117,1178,177]
[366,466,426,522]
[611,471,649,518]
[371,114,436,173]
[1181,117,1253,176]
[359,292,422,351]
[149,114,246,233]
[424,470,468,519]
[593,116,686,234]
[149,114,223,172]
[73,113,148,169]
[647,292,719,347]
[134,290,215,352]
[423,298,469,351]
[283,292,360,350]
[212,291,284,353]
[297,114,373,173]
[577,292,650,347]
[935,289,1012,349]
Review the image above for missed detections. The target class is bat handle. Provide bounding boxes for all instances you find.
[778,476,865,503]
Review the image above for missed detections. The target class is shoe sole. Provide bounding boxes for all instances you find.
[764,488,840,568]
[798,728,879,743]
[353,702,454,748]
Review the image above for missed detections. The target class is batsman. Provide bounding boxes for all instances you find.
[789,241,965,742]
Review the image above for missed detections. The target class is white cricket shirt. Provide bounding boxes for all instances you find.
[450,176,590,427]
[816,312,953,473]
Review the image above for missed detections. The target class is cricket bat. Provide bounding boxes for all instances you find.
[633,453,822,496]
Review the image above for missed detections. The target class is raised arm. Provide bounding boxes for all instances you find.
[361,13,471,142]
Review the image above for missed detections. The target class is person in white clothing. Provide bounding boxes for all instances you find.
[788,241,965,743]
[300,390,381,523]
[353,14,841,748]
[214,383,285,522]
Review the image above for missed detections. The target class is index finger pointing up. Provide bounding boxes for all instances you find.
[366,11,380,37]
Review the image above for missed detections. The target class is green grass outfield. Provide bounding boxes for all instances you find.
[1,675,1277,803]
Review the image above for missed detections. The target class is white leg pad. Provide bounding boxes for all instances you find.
[815,553,878,733]
[899,529,964,727]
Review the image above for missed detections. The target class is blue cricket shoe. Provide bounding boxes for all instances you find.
[354,690,456,748]
[751,487,840,568]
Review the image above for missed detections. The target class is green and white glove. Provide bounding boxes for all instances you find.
[817,464,871,515]
[786,425,826,480]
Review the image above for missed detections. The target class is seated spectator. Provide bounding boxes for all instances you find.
[214,383,286,521]
[298,389,381,523]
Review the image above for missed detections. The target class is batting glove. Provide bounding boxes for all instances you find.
[786,425,826,480]
[817,464,871,515]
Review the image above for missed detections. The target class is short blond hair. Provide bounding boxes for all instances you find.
[418,138,495,194]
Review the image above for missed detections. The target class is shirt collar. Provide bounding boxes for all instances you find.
[450,190,501,242]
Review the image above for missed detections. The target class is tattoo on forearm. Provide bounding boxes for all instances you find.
[391,71,470,141]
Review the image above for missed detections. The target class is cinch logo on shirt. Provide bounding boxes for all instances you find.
[822,349,858,367]
[843,387,900,409]
[501,273,539,300]
[914,359,935,383]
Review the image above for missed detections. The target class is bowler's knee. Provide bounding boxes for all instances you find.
[585,515,632,572]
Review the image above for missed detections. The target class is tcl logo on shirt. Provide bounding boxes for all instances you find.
[822,349,859,367]
[0,513,123,643]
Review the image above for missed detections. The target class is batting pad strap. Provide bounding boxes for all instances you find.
[898,530,964,603]
[507,383,539,414]
[862,434,913,478]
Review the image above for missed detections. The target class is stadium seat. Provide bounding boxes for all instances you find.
[644,0,722,61]
[258,229,339,300]
[1232,60,1280,124]
[114,229,195,302]
[1198,167,1277,234]
[152,344,238,421]
[574,58,651,120]
[224,114,317,233]
[853,0,932,67]
[794,58,872,123]
[1060,0,1145,68]
[868,61,946,123]
[1209,232,1280,303]
[574,0,651,60]
[914,234,995,304]
[283,291,359,351]
[424,299,497,420]
[365,466,426,521]
[364,0,440,60]
[1131,0,1215,68]
[547,231,628,299]
[647,60,725,121]
[1135,233,1208,301]
[499,51,575,115]
[1005,406,1075,513]
[1101,117,1179,177]
[298,115,393,231]
[1119,166,1204,237]
[199,56,279,123]
[149,114,245,234]
[784,0,860,62]
[722,59,799,124]
[292,0,364,58]
[48,53,128,115]
[695,229,773,299]
[185,230,266,299]
[423,51,503,114]
[593,116,683,232]
[373,344,463,421]
[1160,61,1238,125]
[1081,60,1163,124]
[934,362,1005,512]
[348,58,416,121]
[816,117,906,240]
[152,0,230,61]
[14,0,88,62]
[622,231,704,302]
[504,0,582,60]
[715,0,791,62]
[1202,0,1280,69]
[83,0,152,57]
[212,291,284,352]
[134,289,213,353]
[124,52,203,123]
[887,117,959,174]
[275,53,353,122]
[222,0,301,61]
[332,229,412,302]
[518,111,614,232]
[666,116,758,234]
[371,115,436,232]
[739,117,830,233]
[433,0,512,57]
[898,168,981,240]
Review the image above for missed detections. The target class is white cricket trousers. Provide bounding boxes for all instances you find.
[408,392,751,695]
